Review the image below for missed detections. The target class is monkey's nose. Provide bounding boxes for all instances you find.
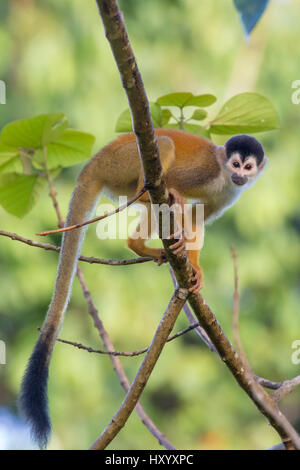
[231,173,248,186]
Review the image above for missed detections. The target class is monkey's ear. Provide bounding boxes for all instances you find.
[259,155,269,171]
[217,146,227,165]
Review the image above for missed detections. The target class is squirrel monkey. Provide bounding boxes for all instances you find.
[19,129,267,448]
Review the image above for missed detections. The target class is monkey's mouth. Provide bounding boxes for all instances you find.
[231,174,248,186]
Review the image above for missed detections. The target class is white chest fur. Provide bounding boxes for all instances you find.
[202,173,244,224]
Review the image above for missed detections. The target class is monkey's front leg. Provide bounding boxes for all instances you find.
[169,199,204,293]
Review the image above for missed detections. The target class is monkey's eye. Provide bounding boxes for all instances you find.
[245,164,252,171]
[232,161,240,168]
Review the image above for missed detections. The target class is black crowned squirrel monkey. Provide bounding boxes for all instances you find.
[19,128,267,448]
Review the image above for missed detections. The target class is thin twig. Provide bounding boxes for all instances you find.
[272,376,300,402]
[39,321,201,357]
[43,145,65,229]
[255,377,282,390]
[36,186,148,236]
[0,230,152,266]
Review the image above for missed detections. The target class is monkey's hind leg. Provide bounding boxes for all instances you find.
[185,204,205,292]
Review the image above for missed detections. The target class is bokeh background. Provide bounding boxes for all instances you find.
[0,0,300,450]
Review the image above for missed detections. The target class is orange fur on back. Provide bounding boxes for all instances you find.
[109,128,215,163]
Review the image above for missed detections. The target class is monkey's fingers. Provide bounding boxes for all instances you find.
[169,237,186,255]
[189,266,204,293]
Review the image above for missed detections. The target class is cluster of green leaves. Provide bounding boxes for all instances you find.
[0,113,95,218]
[115,91,279,140]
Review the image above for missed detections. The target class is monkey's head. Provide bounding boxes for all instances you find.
[224,135,268,188]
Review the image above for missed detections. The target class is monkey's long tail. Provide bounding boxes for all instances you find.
[19,159,103,449]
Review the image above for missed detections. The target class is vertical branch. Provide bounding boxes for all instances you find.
[43,146,64,229]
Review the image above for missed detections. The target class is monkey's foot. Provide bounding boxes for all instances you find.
[154,250,168,266]
[189,265,204,293]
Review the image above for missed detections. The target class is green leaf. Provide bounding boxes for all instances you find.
[164,123,181,130]
[191,109,208,121]
[0,144,23,174]
[156,92,217,108]
[34,129,95,169]
[157,92,194,108]
[185,94,217,107]
[0,113,68,149]
[161,109,172,126]
[0,157,23,174]
[115,108,132,133]
[164,123,205,134]
[182,123,206,134]
[0,173,47,217]
[150,103,163,127]
[0,143,19,165]
[115,103,165,133]
[210,92,280,135]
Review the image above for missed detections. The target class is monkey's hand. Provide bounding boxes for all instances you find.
[155,230,186,266]
[189,265,204,293]
[169,231,186,256]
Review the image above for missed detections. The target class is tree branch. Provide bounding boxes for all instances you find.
[272,376,300,402]
[36,185,148,236]
[41,321,201,357]
[0,230,152,266]
[169,266,217,352]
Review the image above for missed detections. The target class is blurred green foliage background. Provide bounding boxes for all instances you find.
[0,0,300,450]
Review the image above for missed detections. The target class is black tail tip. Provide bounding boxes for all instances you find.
[19,338,52,449]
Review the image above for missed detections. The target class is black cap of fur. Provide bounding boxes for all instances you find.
[225,135,264,166]
[19,336,51,449]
